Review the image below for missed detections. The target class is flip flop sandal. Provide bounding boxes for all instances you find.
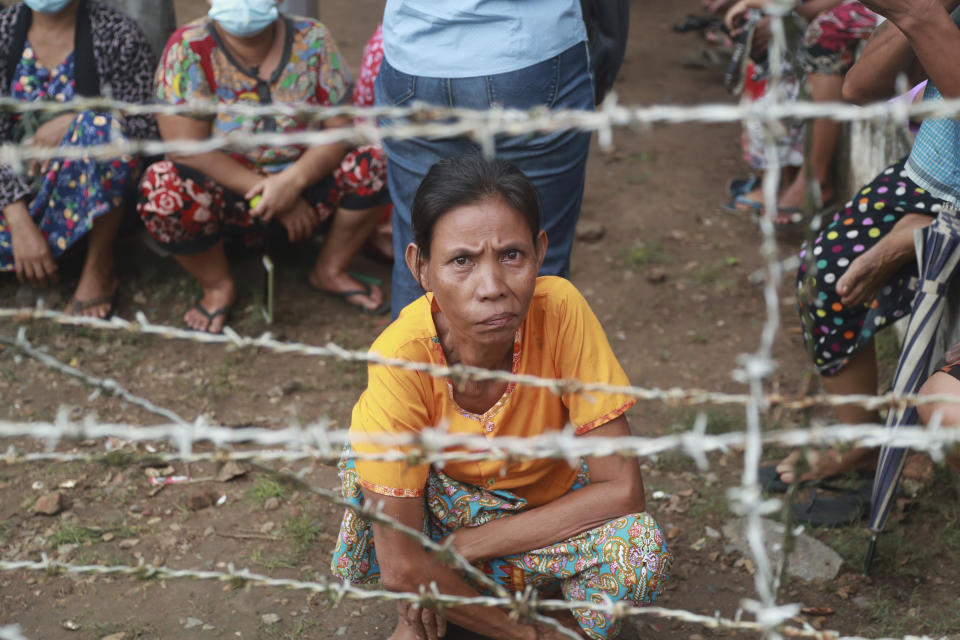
[673,14,721,32]
[66,290,118,319]
[759,464,875,494]
[727,175,759,197]
[189,300,232,334]
[721,194,764,213]
[310,280,389,316]
[790,482,872,528]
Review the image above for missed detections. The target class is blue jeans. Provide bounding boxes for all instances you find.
[375,42,595,317]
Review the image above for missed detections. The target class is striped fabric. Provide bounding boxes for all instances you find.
[868,206,960,572]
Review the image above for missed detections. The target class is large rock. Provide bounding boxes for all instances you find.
[722,517,842,582]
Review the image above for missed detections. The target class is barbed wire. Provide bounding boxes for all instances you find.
[4,308,960,413]
[1,93,957,166]
[2,417,958,466]
[3,7,960,638]
[0,556,906,640]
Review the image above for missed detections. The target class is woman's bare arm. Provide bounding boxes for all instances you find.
[367,492,538,640]
[855,0,960,99]
[449,415,646,563]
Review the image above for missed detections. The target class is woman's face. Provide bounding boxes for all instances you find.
[409,197,547,347]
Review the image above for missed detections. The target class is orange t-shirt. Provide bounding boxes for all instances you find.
[351,276,636,508]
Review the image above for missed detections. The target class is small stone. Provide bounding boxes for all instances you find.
[852,596,871,609]
[216,461,248,483]
[335,627,347,636]
[261,613,281,625]
[101,532,115,542]
[57,543,79,558]
[62,620,80,631]
[118,538,140,549]
[33,491,65,515]
[186,492,216,511]
[184,617,204,629]
[203,526,215,537]
[202,624,215,631]
[132,291,147,305]
[280,380,305,395]
[646,267,667,283]
[260,522,275,534]
[101,633,127,640]
[128,504,143,514]
[704,526,720,538]
[147,517,162,526]
[575,222,606,243]
[263,497,280,511]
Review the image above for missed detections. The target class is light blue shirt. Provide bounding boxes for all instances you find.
[382,0,587,78]
[906,83,960,208]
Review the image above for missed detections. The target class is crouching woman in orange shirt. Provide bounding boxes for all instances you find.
[331,154,672,640]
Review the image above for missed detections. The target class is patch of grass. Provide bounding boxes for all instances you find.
[283,513,323,555]
[95,450,162,468]
[47,523,138,548]
[624,241,668,268]
[47,524,100,547]
[815,527,868,567]
[686,485,729,526]
[668,407,742,435]
[862,586,924,637]
[265,618,323,640]
[246,477,291,505]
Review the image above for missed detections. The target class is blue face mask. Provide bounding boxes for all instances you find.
[209,0,279,38]
[24,0,74,13]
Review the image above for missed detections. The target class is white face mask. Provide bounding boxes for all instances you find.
[208,0,280,38]
[24,0,73,13]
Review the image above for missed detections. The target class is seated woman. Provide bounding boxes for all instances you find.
[138,0,390,333]
[912,346,960,476]
[0,0,156,317]
[775,1,960,495]
[330,154,672,640]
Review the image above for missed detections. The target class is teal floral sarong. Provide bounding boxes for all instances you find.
[330,455,673,640]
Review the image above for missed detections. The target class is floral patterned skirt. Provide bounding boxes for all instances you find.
[0,111,138,270]
[799,0,878,75]
[330,453,673,640]
[137,144,389,254]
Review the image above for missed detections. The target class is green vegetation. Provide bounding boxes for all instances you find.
[246,477,291,505]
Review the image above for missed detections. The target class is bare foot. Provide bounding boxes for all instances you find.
[185,280,236,334]
[778,177,835,214]
[775,447,878,485]
[835,244,901,308]
[308,268,384,313]
[68,270,118,319]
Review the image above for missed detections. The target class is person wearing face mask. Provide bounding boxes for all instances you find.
[138,0,391,333]
[0,0,158,317]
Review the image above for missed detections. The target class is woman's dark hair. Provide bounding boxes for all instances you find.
[411,153,541,258]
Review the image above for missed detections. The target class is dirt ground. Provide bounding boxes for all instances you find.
[2,0,960,638]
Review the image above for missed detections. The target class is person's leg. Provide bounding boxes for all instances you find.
[489,43,595,278]
[918,368,960,425]
[306,144,392,312]
[174,242,236,333]
[138,160,241,333]
[375,61,479,316]
[777,72,843,212]
[70,204,124,317]
[787,158,938,482]
[28,111,140,316]
[309,203,389,311]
